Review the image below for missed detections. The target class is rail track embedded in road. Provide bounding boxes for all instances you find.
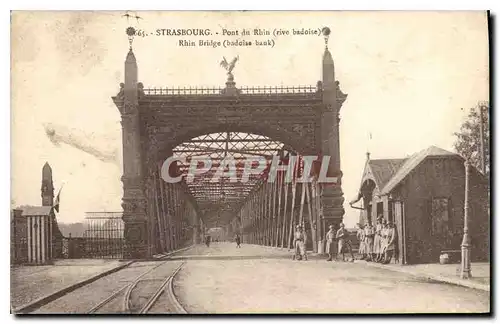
[139,262,186,314]
[87,260,186,314]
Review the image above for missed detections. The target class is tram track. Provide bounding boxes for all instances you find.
[20,245,194,314]
[87,261,187,314]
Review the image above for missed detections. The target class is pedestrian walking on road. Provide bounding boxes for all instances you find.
[325,225,336,261]
[336,223,355,262]
[235,234,241,248]
[205,235,211,247]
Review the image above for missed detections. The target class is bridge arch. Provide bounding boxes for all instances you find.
[155,123,316,164]
[113,45,348,258]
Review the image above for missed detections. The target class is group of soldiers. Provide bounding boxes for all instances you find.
[325,223,355,262]
[228,217,397,263]
[356,215,398,264]
[293,215,397,263]
[294,222,356,262]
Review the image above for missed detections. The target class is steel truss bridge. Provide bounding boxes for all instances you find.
[112,43,347,258]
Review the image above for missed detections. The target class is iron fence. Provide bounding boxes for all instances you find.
[62,212,125,259]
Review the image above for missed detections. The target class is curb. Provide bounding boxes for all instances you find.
[12,260,135,314]
[355,261,490,292]
[157,245,195,259]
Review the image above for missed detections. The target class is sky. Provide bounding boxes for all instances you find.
[11,11,489,227]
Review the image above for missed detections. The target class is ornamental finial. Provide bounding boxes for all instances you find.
[322,27,331,49]
[126,26,136,50]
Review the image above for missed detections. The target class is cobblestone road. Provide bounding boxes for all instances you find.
[173,243,489,314]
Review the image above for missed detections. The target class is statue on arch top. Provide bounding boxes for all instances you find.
[220,56,239,80]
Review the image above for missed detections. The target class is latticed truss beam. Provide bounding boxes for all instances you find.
[170,131,287,225]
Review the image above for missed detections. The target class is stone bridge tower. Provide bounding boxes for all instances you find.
[321,44,345,230]
[41,162,54,207]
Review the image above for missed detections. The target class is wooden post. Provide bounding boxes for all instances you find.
[167,183,174,250]
[254,193,257,244]
[154,169,165,252]
[171,185,176,250]
[158,167,169,252]
[281,176,289,248]
[147,175,157,256]
[173,186,178,250]
[315,181,323,240]
[177,191,181,247]
[275,171,283,247]
[258,187,262,245]
[288,178,298,249]
[305,181,317,253]
[251,195,254,244]
[264,183,269,246]
[264,185,268,246]
[298,182,306,226]
[270,181,276,246]
[263,185,267,246]
[253,194,256,244]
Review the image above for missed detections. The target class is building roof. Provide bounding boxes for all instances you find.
[368,159,407,189]
[16,205,53,216]
[350,158,405,204]
[380,146,458,195]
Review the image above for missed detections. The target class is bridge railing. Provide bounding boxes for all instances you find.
[142,85,319,96]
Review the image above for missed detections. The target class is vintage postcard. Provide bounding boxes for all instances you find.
[10,11,490,314]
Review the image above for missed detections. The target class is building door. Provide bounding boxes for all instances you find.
[393,201,406,264]
[431,198,450,258]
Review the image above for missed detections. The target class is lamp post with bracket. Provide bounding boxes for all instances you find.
[460,151,477,279]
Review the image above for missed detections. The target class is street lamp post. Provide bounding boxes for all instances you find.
[460,160,472,279]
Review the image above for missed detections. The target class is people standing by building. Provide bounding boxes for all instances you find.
[293,224,308,261]
[364,220,375,261]
[336,223,355,262]
[356,223,366,260]
[383,221,397,264]
[325,224,336,261]
[377,219,388,262]
[235,234,241,248]
[205,235,211,247]
[373,216,383,261]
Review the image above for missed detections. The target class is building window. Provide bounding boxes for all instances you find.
[388,201,394,223]
[431,198,450,238]
[376,202,384,219]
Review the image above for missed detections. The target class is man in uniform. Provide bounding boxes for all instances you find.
[293,224,307,261]
[336,223,355,262]
[325,224,336,261]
